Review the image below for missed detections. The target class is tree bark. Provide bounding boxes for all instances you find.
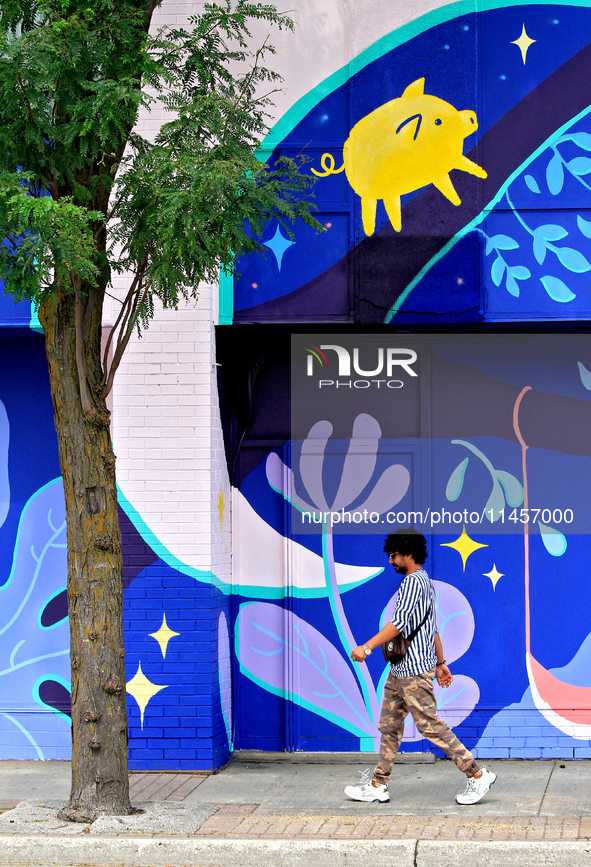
[39,286,132,821]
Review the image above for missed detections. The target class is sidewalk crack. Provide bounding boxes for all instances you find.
[413,838,418,867]
[537,760,556,817]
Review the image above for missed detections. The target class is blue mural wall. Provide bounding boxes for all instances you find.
[7,0,591,768]
[0,323,232,769]
[221,0,591,760]
[220,331,591,758]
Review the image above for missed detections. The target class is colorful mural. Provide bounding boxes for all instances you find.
[230,1,591,324]
[0,333,67,759]
[222,331,591,758]
[7,0,591,770]
[0,326,233,769]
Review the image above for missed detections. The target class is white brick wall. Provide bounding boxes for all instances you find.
[110,1,231,585]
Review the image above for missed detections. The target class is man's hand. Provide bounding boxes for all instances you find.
[436,663,453,688]
[351,645,367,663]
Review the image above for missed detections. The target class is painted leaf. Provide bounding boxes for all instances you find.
[505,271,519,297]
[446,457,469,502]
[491,256,505,287]
[237,601,372,735]
[381,581,474,666]
[488,234,519,252]
[536,224,568,242]
[300,420,333,511]
[495,471,524,507]
[568,157,591,176]
[577,215,591,239]
[546,153,564,195]
[434,675,480,729]
[509,266,531,281]
[524,174,541,193]
[569,132,591,151]
[484,478,506,522]
[354,462,410,515]
[0,479,70,759]
[541,275,576,303]
[533,236,547,266]
[266,452,314,512]
[577,361,591,390]
[538,522,567,557]
[331,414,381,511]
[554,246,591,273]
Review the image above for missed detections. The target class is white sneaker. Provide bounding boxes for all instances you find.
[455,768,497,805]
[344,768,389,803]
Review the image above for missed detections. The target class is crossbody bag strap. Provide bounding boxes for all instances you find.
[405,606,432,644]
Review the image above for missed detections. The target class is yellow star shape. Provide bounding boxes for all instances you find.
[217,487,225,530]
[149,613,180,658]
[126,662,168,728]
[483,564,504,590]
[441,526,488,571]
[511,24,536,64]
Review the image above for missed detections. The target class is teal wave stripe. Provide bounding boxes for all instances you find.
[116,485,219,587]
[260,0,591,151]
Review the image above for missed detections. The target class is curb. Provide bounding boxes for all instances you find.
[0,837,416,866]
[1,837,591,867]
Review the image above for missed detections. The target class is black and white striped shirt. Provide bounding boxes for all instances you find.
[390,568,437,677]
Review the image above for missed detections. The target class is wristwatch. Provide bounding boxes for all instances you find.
[363,644,372,656]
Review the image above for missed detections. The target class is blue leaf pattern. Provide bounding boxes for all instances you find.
[237,601,374,736]
[491,257,505,287]
[479,117,591,306]
[569,132,591,151]
[546,153,564,195]
[577,215,591,238]
[554,246,591,273]
[0,479,70,759]
[541,275,576,302]
[568,157,591,176]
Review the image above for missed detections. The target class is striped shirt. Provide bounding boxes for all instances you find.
[389,568,437,677]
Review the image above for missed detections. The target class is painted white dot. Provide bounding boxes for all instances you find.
[444,44,450,49]
[463,24,469,31]
[500,74,506,81]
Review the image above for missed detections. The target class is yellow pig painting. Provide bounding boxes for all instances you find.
[313,78,487,236]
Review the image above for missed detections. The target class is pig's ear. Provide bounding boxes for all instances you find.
[402,78,425,98]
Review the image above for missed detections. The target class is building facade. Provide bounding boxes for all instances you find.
[2,0,591,768]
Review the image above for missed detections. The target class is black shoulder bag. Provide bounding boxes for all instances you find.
[382,607,432,665]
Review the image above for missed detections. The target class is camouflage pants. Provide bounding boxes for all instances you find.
[373,668,480,785]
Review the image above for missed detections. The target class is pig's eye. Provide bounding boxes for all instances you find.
[435,119,442,125]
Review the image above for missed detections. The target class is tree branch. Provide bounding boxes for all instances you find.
[100,268,143,383]
[101,277,152,400]
[17,73,34,122]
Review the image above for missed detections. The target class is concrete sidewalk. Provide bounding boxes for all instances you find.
[1,754,591,865]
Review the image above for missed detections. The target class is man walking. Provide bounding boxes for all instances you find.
[345,528,496,805]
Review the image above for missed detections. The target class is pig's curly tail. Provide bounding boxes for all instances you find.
[311,153,345,177]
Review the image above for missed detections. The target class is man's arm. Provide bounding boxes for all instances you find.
[434,632,453,687]
[350,622,400,662]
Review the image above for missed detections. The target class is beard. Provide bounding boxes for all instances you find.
[393,564,407,574]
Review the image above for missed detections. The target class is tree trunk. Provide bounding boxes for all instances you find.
[39,286,132,821]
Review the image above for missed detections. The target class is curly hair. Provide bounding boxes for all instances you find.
[383,528,428,564]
